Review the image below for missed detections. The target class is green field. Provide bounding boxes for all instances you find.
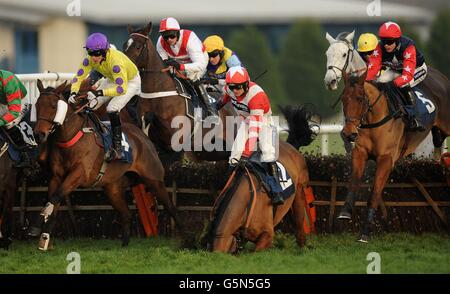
[1,233,449,274]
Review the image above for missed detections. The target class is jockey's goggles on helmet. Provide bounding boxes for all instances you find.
[208,50,221,58]
[162,31,178,40]
[381,38,397,46]
[228,83,245,91]
[87,49,104,57]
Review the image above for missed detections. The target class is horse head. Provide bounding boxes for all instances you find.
[324,31,367,91]
[34,80,70,143]
[341,71,369,142]
[123,22,154,70]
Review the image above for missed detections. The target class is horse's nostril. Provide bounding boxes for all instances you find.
[348,133,358,142]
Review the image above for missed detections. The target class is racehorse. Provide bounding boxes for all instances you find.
[123,22,236,165]
[0,151,17,250]
[33,80,180,249]
[324,31,450,242]
[206,105,317,253]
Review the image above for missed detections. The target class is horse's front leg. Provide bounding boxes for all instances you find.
[338,146,368,219]
[39,168,85,251]
[359,154,393,243]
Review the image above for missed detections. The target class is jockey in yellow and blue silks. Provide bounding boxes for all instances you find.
[69,33,141,161]
[202,35,242,89]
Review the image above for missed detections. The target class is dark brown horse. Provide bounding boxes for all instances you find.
[32,80,179,250]
[207,106,317,253]
[338,70,450,242]
[0,150,17,250]
[123,22,236,164]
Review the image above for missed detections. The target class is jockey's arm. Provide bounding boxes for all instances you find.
[102,63,129,97]
[393,45,416,87]
[182,34,208,74]
[366,44,382,81]
[242,109,264,158]
[71,58,92,94]
[226,54,242,68]
[156,38,169,61]
[0,77,24,126]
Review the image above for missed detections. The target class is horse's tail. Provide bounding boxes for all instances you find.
[279,104,320,149]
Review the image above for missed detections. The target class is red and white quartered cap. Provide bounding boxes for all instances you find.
[159,17,180,32]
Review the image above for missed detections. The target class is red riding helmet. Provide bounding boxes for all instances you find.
[159,17,181,32]
[378,21,402,39]
[225,66,250,84]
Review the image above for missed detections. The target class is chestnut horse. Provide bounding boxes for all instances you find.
[0,152,16,250]
[32,80,179,249]
[324,31,450,242]
[123,22,236,164]
[207,105,317,253]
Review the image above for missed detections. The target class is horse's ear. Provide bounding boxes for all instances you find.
[325,32,336,44]
[345,30,355,44]
[127,24,134,34]
[37,79,44,93]
[143,21,152,36]
[55,81,67,94]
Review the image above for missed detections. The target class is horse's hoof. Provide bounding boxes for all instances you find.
[38,233,50,251]
[357,234,370,243]
[337,211,352,220]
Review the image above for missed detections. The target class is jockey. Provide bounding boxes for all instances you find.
[69,33,141,161]
[156,17,213,115]
[202,35,242,89]
[357,33,378,64]
[0,69,33,168]
[366,21,427,131]
[215,66,283,205]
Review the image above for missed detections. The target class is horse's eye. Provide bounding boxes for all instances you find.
[136,46,141,50]
[343,53,347,58]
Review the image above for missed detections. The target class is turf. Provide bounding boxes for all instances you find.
[1,233,448,274]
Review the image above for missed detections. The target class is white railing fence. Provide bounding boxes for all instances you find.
[17,72,447,157]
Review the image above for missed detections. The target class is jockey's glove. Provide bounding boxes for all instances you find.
[164,59,181,70]
[68,92,77,104]
[87,90,103,100]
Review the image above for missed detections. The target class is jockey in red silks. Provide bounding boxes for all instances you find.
[156,17,214,115]
[0,69,34,168]
[215,66,283,204]
[366,21,427,131]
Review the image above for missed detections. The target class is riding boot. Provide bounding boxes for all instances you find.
[195,83,216,117]
[401,86,426,132]
[5,125,33,168]
[269,162,284,205]
[108,112,123,161]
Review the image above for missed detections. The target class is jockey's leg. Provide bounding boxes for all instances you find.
[5,124,33,168]
[400,85,425,132]
[108,112,123,161]
[194,81,215,116]
[260,121,283,204]
[229,121,247,167]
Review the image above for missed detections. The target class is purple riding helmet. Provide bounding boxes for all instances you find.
[85,33,110,51]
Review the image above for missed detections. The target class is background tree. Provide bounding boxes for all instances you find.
[427,9,450,78]
[227,26,287,108]
[279,20,340,119]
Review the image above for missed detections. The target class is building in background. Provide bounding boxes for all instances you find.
[0,0,437,73]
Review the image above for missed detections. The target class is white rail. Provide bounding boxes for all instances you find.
[16,72,446,157]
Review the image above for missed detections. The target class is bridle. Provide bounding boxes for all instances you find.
[128,33,165,74]
[327,41,355,78]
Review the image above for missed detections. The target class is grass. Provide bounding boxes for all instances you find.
[1,233,449,274]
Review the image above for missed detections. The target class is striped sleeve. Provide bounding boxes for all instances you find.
[0,76,24,125]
